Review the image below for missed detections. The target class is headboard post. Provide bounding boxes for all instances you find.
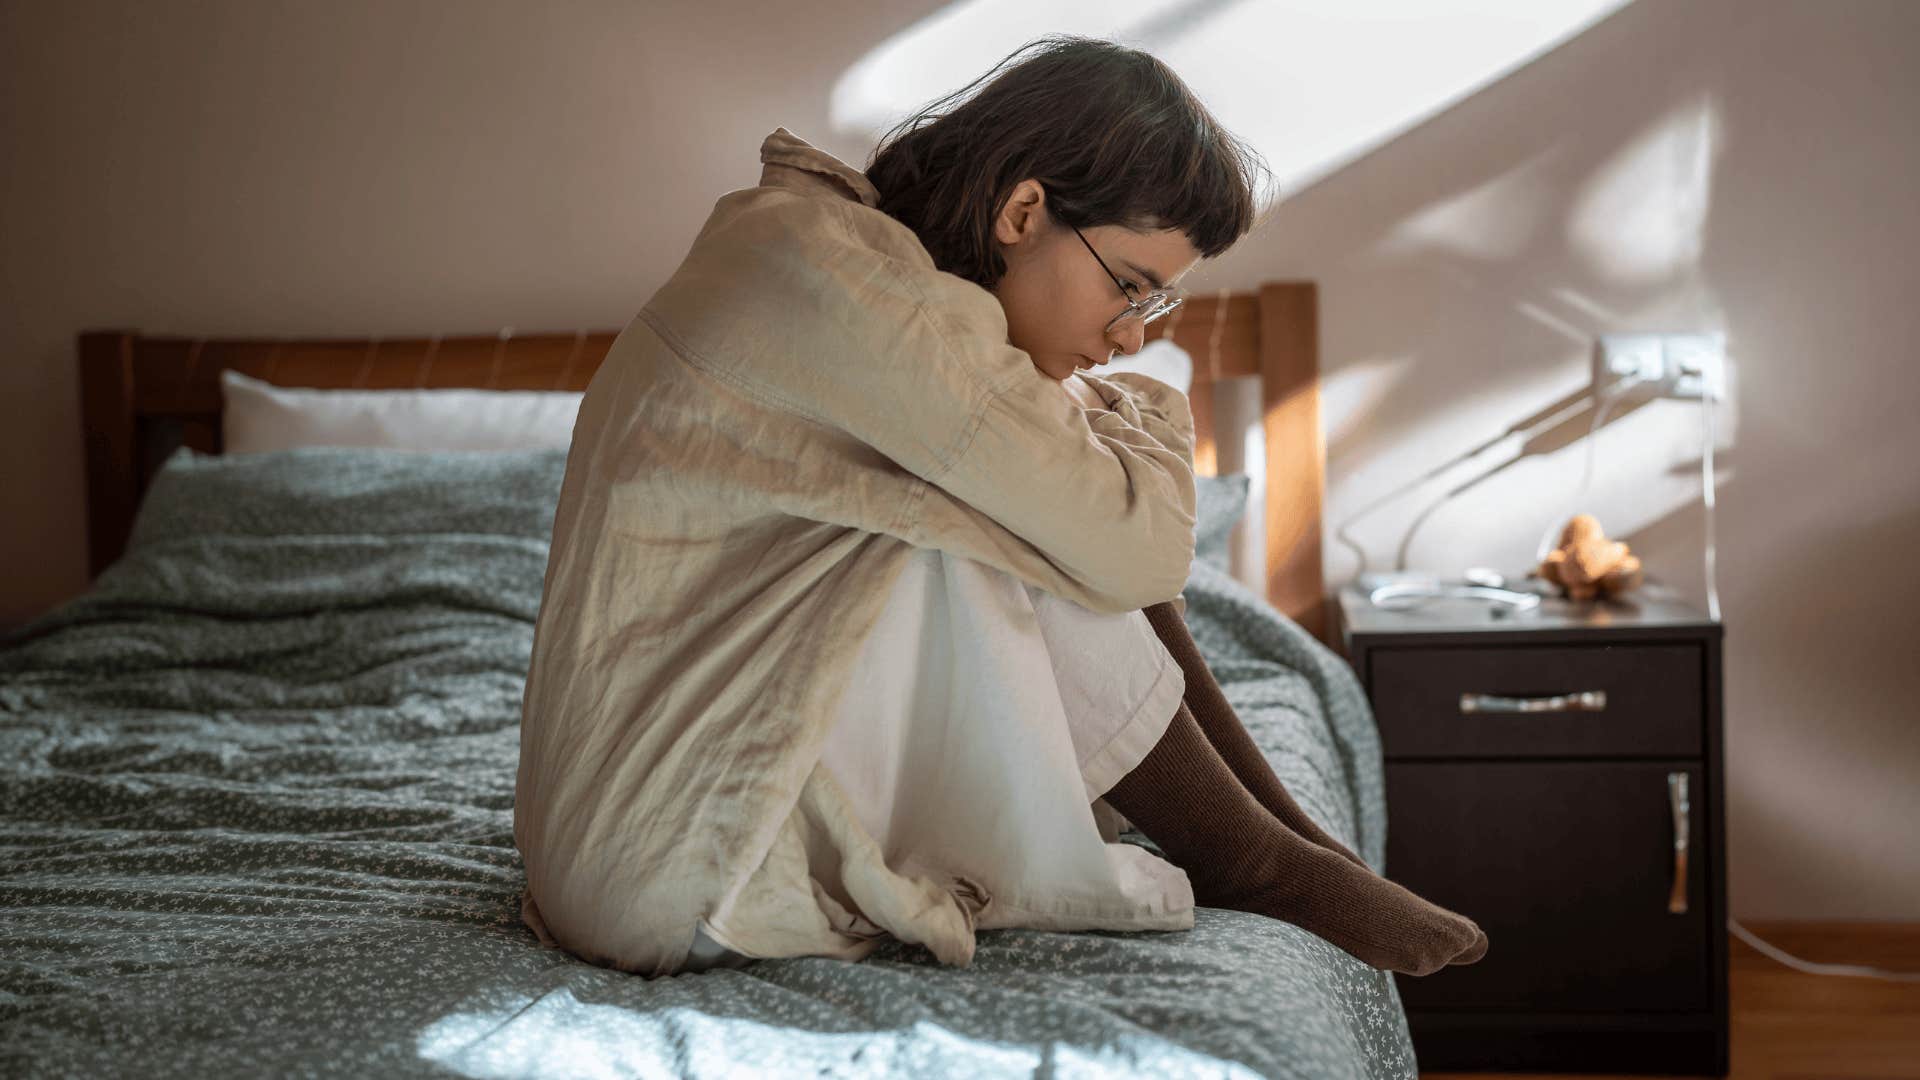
[1257,282,1329,643]
[79,330,139,580]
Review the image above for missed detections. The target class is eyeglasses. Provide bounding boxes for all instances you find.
[1067,222,1186,334]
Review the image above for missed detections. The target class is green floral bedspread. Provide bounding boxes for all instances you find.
[0,447,1414,1079]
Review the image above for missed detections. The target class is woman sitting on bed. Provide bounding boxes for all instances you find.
[512,34,1488,979]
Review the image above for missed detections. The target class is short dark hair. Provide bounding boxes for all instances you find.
[864,35,1270,291]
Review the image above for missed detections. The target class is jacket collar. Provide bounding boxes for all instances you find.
[758,127,881,209]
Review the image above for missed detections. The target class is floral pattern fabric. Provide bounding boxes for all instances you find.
[0,447,1413,1079]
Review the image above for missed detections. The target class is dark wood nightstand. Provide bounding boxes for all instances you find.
[1336,579,1728,1076]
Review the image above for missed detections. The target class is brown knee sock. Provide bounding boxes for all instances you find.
[1141,600,1372,872]
[1105,702,1489,976]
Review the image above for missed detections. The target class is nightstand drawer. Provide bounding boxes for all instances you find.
[1370,643,1703,758]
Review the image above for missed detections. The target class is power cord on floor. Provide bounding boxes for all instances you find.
[1727,917,1920,982]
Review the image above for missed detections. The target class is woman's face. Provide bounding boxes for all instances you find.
[990,178,1203,382]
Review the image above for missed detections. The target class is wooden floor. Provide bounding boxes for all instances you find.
[1425,922,1920,1080]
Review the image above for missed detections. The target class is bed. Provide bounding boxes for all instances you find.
[0,282,1419,1078]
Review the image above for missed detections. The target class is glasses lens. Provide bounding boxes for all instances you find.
[1141,295,1183,325]
[1107,294,1182,334]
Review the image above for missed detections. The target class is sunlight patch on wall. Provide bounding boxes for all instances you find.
[1322,352,1416,450]
[831,0,1633,204]
[1567,95,1723,286]
[1378,146,1567,263]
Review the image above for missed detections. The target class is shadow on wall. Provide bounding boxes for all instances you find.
[1204,0,1920,919]
[1203,0,1772,585]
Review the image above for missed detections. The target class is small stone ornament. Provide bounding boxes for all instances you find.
[1536,513,1644,601]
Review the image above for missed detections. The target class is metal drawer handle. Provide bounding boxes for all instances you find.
[1458,690,1607,714]
[1668,771,1690,914]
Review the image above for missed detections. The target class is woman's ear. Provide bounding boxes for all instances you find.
[992,179,1047,246]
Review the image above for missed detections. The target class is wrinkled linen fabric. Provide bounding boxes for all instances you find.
[689,473,1261,973]
[678,546,1194,973]
[514,127,1201,976]
[0,447,1415,1079]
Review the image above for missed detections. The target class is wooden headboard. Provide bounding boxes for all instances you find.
[78,280,1327,640]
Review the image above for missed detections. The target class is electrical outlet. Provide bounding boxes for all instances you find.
[1596,334,1665,384]
[1662,331,1726,401]
[1594,332,1727,401]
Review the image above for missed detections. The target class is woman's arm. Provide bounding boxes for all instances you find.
[894,367,1198,613]
[641,188,1197,612]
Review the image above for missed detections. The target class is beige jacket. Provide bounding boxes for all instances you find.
[514,128,1198,977]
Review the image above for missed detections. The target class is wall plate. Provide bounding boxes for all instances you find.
[1595,332,1727,401]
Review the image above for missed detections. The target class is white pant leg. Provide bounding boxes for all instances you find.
[681,548,1192,970]
[820,550,1189,930]
[1019,580,1187,803]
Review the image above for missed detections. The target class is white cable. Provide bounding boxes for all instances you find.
[1529,367,1724,626]
[1465,355,1911,984]
[1701,376,1722,621]
[1508,339,1901,984]
[1728,918,1920,982]
[1532,372,1651,567]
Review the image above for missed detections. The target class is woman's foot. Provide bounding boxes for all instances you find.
[1104,703,1487,977]
[1190,826,1488,976]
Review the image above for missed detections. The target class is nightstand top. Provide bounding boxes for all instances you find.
[1337,577,1720,643]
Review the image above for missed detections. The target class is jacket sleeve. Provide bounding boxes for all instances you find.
[638,188,1198,613]
[900,370,1198,614]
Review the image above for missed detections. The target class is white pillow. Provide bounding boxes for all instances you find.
[220,369,584,454]
[1098,337,1193,394]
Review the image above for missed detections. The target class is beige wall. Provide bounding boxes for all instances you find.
[1199,0,1920,923]
[2,1,1915,919]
